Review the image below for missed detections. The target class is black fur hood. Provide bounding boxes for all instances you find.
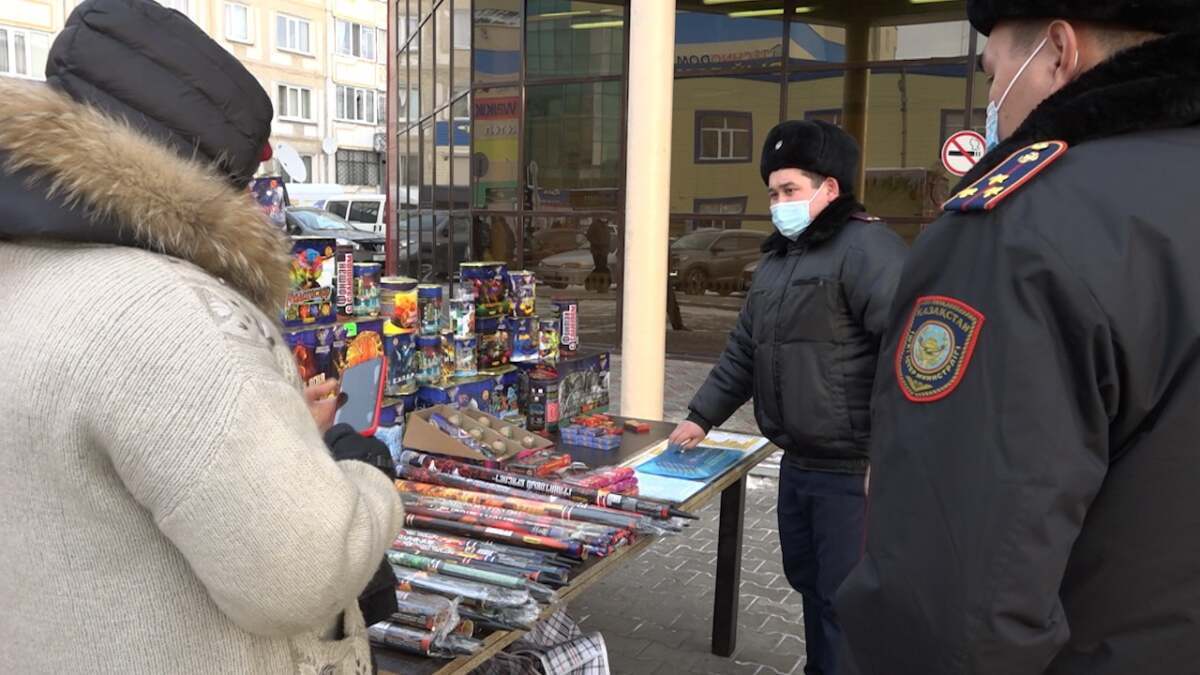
[955,28,1200,191]
[762,195,866,254]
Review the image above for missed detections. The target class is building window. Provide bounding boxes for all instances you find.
[277,84,313,122]
[336,149,381,187]
[940,108,988,146]
[693,196,749,230]
[336,85,378,124]
[336,19,376,61]
[453,9,470,50]
[225,3,251,43]
[276,14,311,54]
[0,26,50,80]
[376,91,387,127]
[695,112,753,164]
[158,0,189,13]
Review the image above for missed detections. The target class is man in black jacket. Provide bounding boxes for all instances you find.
[669,120,907,675]
[836,3,1200,674]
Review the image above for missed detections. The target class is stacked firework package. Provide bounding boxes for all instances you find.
[373,407,697,659]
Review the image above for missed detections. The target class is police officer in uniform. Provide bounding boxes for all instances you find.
[672,120,907,675]
[836,2,1200,674]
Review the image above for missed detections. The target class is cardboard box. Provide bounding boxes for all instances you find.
[517,350,611,429]
[403,405,551,462]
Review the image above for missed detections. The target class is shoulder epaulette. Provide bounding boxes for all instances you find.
[943,140,1068,213]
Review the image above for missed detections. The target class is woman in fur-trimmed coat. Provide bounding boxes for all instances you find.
[0,1,402,673]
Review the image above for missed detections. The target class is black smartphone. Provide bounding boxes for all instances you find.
[334,356,386,436]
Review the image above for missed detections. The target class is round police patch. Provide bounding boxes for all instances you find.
[895,295,985,403]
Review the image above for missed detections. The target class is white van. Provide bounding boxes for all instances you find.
[323,194,386,234]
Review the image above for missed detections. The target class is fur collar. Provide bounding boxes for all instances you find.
[762,195,865,254]
[955,28,1200,190]
[0,80,289,313]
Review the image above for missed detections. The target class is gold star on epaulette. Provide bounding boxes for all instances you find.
[983,186,1004,198]
[988,174,1009,185]
[1031,142,1051,150]
[957,187,979,199]
[1018,152,1040,164]
[943,140,1070,213]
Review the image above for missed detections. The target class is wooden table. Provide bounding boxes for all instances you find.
[375,419,778,674]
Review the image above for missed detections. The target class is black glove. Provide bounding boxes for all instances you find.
[323,424,399,624]
[323,424,396,480]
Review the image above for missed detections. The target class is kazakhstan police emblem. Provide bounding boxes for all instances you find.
[896,296,984,402]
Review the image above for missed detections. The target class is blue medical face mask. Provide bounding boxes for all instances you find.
[770,184,825,240]
[985,35,1049,151]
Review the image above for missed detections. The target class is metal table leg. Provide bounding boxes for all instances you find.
[711,476,746,657]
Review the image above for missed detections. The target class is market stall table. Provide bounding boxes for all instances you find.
[374,417,778,674]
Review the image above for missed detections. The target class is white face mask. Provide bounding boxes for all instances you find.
[985,35,1049,151]
[770,184,825,240]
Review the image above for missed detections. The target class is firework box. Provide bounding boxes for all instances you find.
[283,318,385,384]
[516,350,611,424]
[403,405,551,462]
[284,237,338,327]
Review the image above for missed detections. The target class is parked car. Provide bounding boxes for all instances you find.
[323,194,386,235]
[283,207,387,263]
[536,229,619,290]
[670,228,768,295]
[391,212,472,281]
[743,259,758,290]
[524,228,588,268]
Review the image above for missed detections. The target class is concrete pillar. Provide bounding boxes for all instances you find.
[620,0,675,421]
[842,20,870,196]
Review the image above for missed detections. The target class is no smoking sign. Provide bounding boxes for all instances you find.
[941,130,987,176]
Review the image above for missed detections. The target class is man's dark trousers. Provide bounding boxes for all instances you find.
[777,457,865,675]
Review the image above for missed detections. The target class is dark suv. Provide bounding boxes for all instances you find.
[670,228,768,295]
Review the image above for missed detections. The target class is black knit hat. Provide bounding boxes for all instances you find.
[46,0,274,187]
[760,120,860,195]
[967,0,1200,37]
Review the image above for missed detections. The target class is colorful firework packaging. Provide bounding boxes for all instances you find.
[477,316,512,370]
[454,336,478,378]
[352,262,381,318]
[415,335,443,387]
[398,450,690,521]
[384,325,417,395]
[393,530,572,577]
[390,590,459,638]
[399,494,626,549]
[554,298,579,355]
[334,244,356,318]
[507,270,537,318]
[450,289,476,338]
[439,329,456,382]
[538,318,560,363]
[461,262,511,318]
[284,237,336,327]
[510,316,539,363]
[367,621,482,659]
[391,566,533,611]
[387,550,558,603]
[380,276,419,332]
[401,511,589,559]
[526,371,559,433]
[391,539,569,587]
[418,284,444,335]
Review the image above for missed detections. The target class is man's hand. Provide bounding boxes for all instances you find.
[669,420,707,450]
[304,379,340,434]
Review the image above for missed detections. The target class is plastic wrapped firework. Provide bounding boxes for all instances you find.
[418,285,444,336]
[399,450,689,521]
[507,270,536,318]
[403,503,620,551]
[396,467,675,535]
[388,550,558,604]
[399,492,626,540]
[368,622,482,659]
[564,466,636,490]
[439,329,456,382]
[459,604,543,632]
[391,565,532,610]
[450,287,476,338]
[402,512,590,559]
[396,527,571,564]
[391,591,459,640]
[393,530,574,579]
[391,541,569,587]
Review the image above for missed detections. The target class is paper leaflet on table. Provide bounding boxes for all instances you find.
[618,431,768,469]
[618,431,768,504]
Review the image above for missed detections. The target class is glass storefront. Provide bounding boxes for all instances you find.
[390,0,980,359]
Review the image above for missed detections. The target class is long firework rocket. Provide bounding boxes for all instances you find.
[395,528,577,568]
[395,529,572,569]
[404,504,619,550]
[399,450,696,520]
[391,565,532,610]
[391,541,570,587]
[368,621,483,658]
[403,511,592,559]
[388,550,558,603]
[399,493,628,545]
[396,470,669,534]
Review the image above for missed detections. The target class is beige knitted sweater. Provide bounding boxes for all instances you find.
[0,81,404,673]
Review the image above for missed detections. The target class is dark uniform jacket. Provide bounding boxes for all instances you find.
[837,30,1200,675]
[687,196,907,473]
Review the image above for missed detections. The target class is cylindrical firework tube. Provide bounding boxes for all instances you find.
[400,450,678,519]
[387,550,558,603]
[391,542,569,587]
[403,511,587,559]
[396,471,657,533]
[394,529,574,569]
[399,494,627,545]
[391,566,532,610]
[368,622,482,658]
[391,591,459,639]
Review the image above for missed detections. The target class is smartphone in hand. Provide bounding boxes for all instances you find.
[334,356,386,437]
